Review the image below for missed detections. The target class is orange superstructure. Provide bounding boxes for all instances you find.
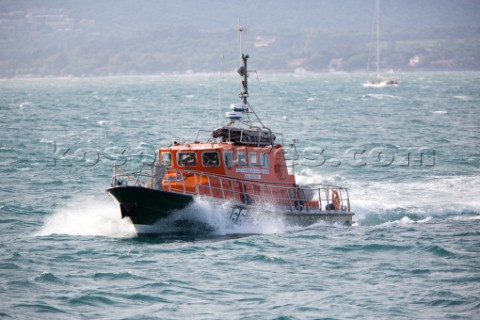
[158,142,296,204]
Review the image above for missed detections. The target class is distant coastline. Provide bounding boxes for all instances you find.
[2,70,480,81]
[1,2,479,78]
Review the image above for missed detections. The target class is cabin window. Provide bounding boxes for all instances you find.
[260,153,269,168]
[223,151,234,168]
[249,153,258,166]
[237,151,247,167]
[177,152,197,167]
[202,151,220,167]
[161,152,172,167]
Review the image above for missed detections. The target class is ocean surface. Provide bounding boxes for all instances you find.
[1,72,479,319]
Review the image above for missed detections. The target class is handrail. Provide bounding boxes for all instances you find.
[111,166,351,213]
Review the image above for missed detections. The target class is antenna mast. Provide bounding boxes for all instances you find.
[212,24,274,147]
[236,25,266,128]
[237,26,249,106]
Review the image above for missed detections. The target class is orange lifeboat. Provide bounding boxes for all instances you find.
[106,26,354,235]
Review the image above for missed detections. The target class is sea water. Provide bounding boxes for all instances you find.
[1,72,479,319]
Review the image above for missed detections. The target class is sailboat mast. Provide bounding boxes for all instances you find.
[376,0,380,80]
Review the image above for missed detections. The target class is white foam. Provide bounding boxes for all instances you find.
[184,197,289,235]
[19,101,34,108]
[296,171,480,223]
[35,196,136,238]
[364,93,401,100]
[417,216,433,223]
[450,215,480,221]
[374,216,433,228]
[453,95,473,101]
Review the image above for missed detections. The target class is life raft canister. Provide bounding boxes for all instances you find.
[332,190,341,210]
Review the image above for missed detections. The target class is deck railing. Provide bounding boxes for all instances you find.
[111,164,351,213]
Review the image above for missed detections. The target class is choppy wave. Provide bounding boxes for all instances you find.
[350,175,480,220]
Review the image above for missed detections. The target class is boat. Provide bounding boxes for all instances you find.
[106,27,355,235]
[362,0,399,88]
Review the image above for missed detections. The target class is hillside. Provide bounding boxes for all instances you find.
[0,0,479,77]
